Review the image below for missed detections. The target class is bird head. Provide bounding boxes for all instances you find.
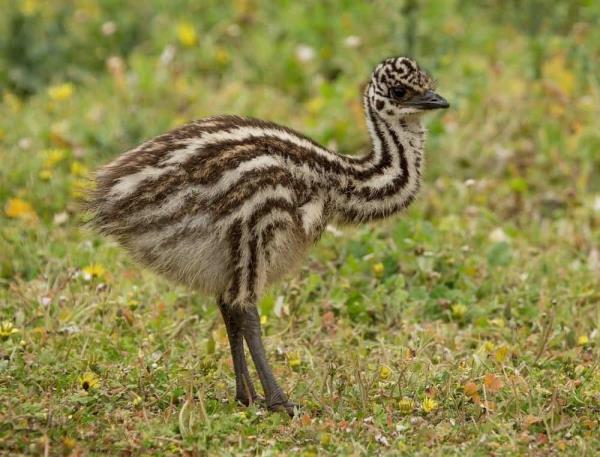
[366,56,449,122]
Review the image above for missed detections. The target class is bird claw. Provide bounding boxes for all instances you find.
[236,394,265,407]
[237,394,298,417]
[267,400,299,417]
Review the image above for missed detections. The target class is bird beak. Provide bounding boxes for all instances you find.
[406,90,449,110]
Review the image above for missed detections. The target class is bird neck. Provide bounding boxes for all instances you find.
[330,95,425,224]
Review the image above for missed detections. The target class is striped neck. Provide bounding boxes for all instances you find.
[330,93,425,223]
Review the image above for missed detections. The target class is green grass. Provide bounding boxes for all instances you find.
[1,1,599,455]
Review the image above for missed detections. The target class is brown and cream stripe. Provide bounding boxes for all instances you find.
[87,56,447,415]
[89,100,424,301]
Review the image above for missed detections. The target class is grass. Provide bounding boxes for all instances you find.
[1,0,599,455]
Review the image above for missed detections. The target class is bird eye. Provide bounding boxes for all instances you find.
[390,86,407,99]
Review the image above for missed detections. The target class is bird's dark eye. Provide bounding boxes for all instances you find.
[390,86,407,99]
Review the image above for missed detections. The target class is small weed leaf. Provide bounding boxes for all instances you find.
[487,242,512,267]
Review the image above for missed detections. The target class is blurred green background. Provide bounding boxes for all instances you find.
[1,1,599,455]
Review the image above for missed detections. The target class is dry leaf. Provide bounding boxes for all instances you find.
[463,381,478,398]
[118,308,134,325]
[478,399,496,412]
[536,433,549,445]
[484,373,504,393]
[300,413,311,427]
[522,414,541,430]
[321,310,337,334]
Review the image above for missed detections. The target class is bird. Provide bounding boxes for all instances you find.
[86,56,449,416]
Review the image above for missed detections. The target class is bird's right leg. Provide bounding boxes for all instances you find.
[240,304,297,416]
[225,218,297,416]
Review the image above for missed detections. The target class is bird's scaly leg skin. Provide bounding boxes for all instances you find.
[217,298,262,407]
[241,305,297,417]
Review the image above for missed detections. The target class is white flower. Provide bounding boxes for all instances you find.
[326,225,343,237]
[101,21,117,36]
[295,45,315,63]
[588,249,600,273]
[489,227,509,243]
[53,212,69,225]
[343,35,362,48]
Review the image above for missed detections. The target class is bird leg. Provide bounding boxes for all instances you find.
[218,298,261,406]
[222,221,296,415]
[241,305,297,416]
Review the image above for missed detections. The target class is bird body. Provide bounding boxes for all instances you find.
[88,57,449,415]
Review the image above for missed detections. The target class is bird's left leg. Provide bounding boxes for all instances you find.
[241,304,296,416]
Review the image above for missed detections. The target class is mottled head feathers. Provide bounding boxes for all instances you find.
[367,57,447,120]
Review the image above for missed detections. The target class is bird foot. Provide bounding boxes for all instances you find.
[237,394,298,417]
[236,394,265,407]
[267,399,299,417]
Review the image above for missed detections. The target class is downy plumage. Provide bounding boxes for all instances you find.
[87,56,449,415]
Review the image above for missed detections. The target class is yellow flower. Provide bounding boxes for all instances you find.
[70,161,88,177]
[398,397,414,414]
[495,345,510,363]
[3,92,22,112]
[260,314,268,325]
[577,335,589,346]
[581,417,598,430]
[20,0,40,16]
[5,198,38,221]
[39,169,53,181]
[483,341,495,352]
[176,22,198,47]
[305,96,325,115]
[287,351,301,368]
[421,397,438,413]
[62,437,77,450]
[82,263,106,281]
[170,116,187,129]
[48,83,74,101]
[215,48,230,65]
[0,321,20,338]
[451,303,467,319]
[234,0,252,16]
[43,148,66,168]
[490,318,505,328]
[379,365,391,380]
[319,432,332,446]
[70,178,93,199]
[78,371,100,391]
[132,393,142,406]
[372,262,385,278]
[543,54,575,98]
